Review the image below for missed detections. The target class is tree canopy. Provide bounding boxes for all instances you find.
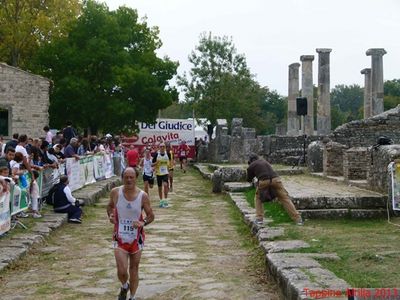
[178,32,279,134]
[32,0,178,134]
[384,79,400,110]
[0,0,81,68]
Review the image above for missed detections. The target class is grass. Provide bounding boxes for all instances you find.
[284,219,400,287]
[243,188,400,287]
[244,188,292,224]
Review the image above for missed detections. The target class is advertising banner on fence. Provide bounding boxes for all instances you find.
[389,161,400,211]
[66,158,82,192]
[124,118,196,158]
[137,118,195,146]
[80,155,96,185]
[0,192,11,235]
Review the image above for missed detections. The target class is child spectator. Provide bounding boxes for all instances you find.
[30,170,42,218]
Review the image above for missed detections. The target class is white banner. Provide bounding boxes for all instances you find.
[80,156,96,185]
[136,118,195,146]
[389,161,400,211]
[94,155,106,180]
[104,154,114,179]
[66,158,83,192]
[0,192,11,235]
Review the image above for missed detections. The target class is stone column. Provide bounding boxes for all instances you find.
[316,48,332,135]
[287,63,300,136]
[300,55,314,136]
[361,68,372,119]
[366,48,386,116]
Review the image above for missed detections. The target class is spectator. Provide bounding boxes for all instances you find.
[15,134,32,173]
[51,175,82,223]
[77,138,92,156]
[0,136,4,157]
[62,121,77,145]
[43,125,53,144]
[30,170,42,218]
[4,133,19,153]
[64,138,80,160]
[53,131,63,145]
[52,144,65,161]
[10,152,24,176]
[0,147,15,176]
[246,153,304,226]
[126,145,139,168]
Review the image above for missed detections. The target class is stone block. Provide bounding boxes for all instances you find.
[261,240,310,253]
[257,227,285,241]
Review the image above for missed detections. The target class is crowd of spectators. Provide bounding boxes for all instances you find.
[0,121,123,222]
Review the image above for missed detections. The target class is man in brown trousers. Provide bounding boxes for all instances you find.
[246,153,303,226]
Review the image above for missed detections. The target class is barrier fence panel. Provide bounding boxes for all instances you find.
[0,152,119,235]
[0,192,11,235]
[10,173,31,216]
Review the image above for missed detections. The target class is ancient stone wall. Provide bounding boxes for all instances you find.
[307,140,324,172]
[323,141,348,176]
[261,135,320,165]
[343,147,369,180]
[329,105,400,148]
[368,145,400,193]
[0,63,50,138]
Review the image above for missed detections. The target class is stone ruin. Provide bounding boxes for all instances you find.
[198,47,399,194]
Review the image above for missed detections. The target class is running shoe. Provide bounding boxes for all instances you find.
[255,219,264,226]
[118,283,129,300]
[32,213,42,218]
[296,217,304,226]
[68,218,82,224]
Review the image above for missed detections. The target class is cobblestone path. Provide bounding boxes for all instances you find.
[0,169,279,299]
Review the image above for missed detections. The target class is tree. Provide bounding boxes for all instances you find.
[384,79,400,110]
[260,88,287,134]
[330,84,363,125]
[178,32,268,134]
[32,1,178,134]
[0,0,81,68]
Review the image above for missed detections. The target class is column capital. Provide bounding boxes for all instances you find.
[366,48,387,56]
[360,68,371,75]
[316,48,332,53]
[300,55,314,62]
[289,62,300,69]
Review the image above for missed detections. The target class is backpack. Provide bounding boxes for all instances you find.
[377,136,393,146]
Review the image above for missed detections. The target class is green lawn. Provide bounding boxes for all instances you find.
[244,188,400,287]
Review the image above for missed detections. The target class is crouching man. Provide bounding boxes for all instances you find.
[247,153,303,226]
[52,175,83,223]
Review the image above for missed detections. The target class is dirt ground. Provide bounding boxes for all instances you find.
[0,169,280,300]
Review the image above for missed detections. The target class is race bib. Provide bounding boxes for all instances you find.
[118,219,137,243]
[180,151,186,156]
[160,165,168,174]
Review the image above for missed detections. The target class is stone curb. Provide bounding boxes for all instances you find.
[194,164,350,300]
[0,176,121,273]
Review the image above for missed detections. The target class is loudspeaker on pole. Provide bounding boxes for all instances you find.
[296,97,308,116]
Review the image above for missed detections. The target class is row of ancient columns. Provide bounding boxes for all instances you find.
[361,48,386,119]
[287,49,332,136]
[287,48,387,136]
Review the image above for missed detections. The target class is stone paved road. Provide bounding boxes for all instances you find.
[0,169,279,300]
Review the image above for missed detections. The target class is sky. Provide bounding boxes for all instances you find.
[103,0,400,96]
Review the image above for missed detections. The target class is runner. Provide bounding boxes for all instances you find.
[177,140,190,173]
[139,148,154,195]
[165,141,175,192]
[152,143,171,208]
[107,167,154,300]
